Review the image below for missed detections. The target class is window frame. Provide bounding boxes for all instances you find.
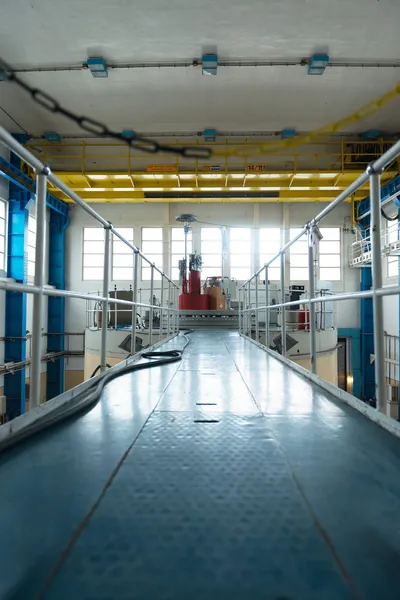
[259,227,281,281]
[201,227,223,280]
[229,227,252,281]
[141,227,163,281]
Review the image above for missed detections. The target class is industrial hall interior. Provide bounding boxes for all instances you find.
[2,0,400,598]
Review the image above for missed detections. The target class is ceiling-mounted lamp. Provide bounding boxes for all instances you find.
[202,54,218,76]
[204,128,216,142]
[281,129,296,139]
[122,130,135,139]
[307,54,329,75]
[44,131,62,143]
[362,130,381,141]
[87,57,108,78]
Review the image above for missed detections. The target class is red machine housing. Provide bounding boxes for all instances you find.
[179,255,211,310]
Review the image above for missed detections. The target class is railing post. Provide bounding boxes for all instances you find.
[30,171,48,409]
[238,287,242,334]
[167,281,171,335]
[130,250,139,355]
[265,265,269,348]
[149,265,154,347]
[280,252,286,356]
[369,165,386,413]
[100,224,112,372]
[246,283,250,337]
[175,286,180,334]
[255,275,259,342]
[308,226,317,375]
[159,277,164,341]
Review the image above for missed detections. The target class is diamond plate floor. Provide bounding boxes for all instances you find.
[1,331,400,599]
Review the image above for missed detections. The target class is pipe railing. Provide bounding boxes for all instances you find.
[0,125,179,413]
[240,137,400,414]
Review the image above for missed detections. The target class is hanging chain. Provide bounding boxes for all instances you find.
[0,57,211,159]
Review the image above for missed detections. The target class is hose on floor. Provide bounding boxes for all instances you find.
[0,333,191,453]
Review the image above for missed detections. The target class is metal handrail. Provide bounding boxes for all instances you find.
[239,137,400,414]
[0,125,180,414]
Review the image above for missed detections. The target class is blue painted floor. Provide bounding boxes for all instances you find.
[1,331,400,599]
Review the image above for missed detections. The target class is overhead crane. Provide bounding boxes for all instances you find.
[24,138,399,204]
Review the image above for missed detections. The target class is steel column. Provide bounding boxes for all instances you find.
[238,287,242,334]
[149,266,154,346]
[167,282,171,334]
[131,251,139,355]
[30,173,47,409]
[47,210,68,400]
[265,265,269,348]
[255,274,259,342]
[369,170,386,412]
[100,226,111,372]
[308,229,317,374]
[159,278,164,341]
[280,253,286,356]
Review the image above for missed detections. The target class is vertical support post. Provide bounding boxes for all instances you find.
[255,275,259,342]
[238,287,242,334]
[100,225,111,372]
[265,265,269,348]
[149,265,154,347]
[175,286,179,334]
[308,227,317,375]
[369,167,386,412]
[30,172,47,409]
[244,284,249,336]
[280,252,286,356]
[131,251,139,355]
[159,277,164,341]
[167,281,171,335]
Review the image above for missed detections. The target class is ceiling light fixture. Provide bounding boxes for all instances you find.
[87,57,108,78]
[44,132,62,143]
[202,54,218,75]
[307,53,329,75]
[88,174,107,180]
[113,175,131,179]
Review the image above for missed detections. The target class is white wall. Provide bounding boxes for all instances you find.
[64,200,360,371]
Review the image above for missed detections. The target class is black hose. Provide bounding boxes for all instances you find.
[0,334,190,453]
[90,363,112,378]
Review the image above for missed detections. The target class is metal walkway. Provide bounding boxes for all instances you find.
[1,331,400,600]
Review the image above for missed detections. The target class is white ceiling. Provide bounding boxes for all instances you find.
[1,0,400,136]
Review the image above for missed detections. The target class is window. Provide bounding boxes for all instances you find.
[290,228,308,281]
[83,228,104,280]
[387,221,398,279]
[230,228,252,280]
[260,228,281,281]
[113,228,134,280]
[171,227,192,281]
[0,199,6,272]
[28,214,36,278]
[201,228,222,280]
[142,228,163,280]
[319,228,341,281]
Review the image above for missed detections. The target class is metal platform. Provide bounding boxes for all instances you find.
[1,331,400,599]
[178,309,239,328]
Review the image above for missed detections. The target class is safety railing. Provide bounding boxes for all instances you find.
[349,222,400,267]
[239,137,400,414]
[85,286,177,345]
[0,126,179,414]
